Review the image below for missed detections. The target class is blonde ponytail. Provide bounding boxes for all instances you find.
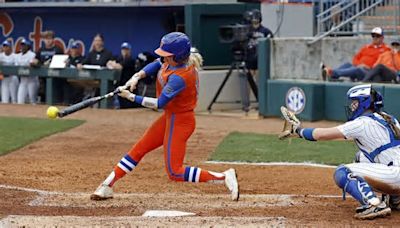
[188,48,203,70]
[378,112,400,139]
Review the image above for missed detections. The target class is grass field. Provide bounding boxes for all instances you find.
[210,132,357,165]
[0,116,84,156]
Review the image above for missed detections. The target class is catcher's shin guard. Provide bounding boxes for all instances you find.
[334,165,380,206]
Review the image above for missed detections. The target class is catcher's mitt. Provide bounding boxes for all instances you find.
[278,106,301,140]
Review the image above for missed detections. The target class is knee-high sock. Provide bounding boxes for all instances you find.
[102,154,138,187]
[183,167,225,183]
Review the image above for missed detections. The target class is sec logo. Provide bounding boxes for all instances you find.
[285,87,306,114]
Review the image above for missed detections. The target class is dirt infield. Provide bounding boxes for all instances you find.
[0,104,399,227]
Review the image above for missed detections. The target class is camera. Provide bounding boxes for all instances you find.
[218,9,261,61]
[219,24,251,44]
[219,23,250,61]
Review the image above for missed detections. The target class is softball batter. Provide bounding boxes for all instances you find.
[91,32,239,201]
[281,84,400,220]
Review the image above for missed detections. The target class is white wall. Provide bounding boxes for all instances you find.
[196,69,256,112]
[261,3,314,37]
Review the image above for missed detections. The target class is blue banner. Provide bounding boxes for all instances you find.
[0,7,183,58]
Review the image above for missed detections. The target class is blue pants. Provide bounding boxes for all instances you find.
[332,62,368,81]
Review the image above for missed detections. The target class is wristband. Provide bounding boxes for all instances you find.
[298,128,316,141]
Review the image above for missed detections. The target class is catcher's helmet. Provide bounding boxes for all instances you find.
[345,84,383,121]
[155,32,191,63]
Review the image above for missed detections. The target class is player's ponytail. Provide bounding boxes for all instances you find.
[188,47,203,71]
[378,112,400,140]
[370,89,400,139]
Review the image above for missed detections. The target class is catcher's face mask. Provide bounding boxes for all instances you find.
[345,99,358,121]
[345,84,373,121]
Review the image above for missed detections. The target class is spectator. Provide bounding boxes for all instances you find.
[31,30,64,104]
[64,41,85,104]
[0,43,3,96]
[362,39,400,83]
[77,33,114,101]
[0,39,18,104]
[31,30,63,66]
[134,51,157,97]
[106,42,137,109]
[66,41,84,67]
[321,27,390,81]
[77,33,113,68]
[246,9,273,77]
[242,9,273,112]
[16,38,37,104]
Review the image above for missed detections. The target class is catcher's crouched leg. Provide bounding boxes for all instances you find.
[334,165,391,219]
[334,165,379,205]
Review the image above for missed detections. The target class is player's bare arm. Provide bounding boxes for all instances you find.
[309,127,344,141]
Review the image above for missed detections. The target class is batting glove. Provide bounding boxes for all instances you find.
[118,89,136,102]
[125,73,142,92]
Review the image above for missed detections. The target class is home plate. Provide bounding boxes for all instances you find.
[142,210,196,217]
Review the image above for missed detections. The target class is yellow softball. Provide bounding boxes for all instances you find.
[46,106,59,119]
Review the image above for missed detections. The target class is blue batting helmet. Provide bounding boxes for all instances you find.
[121,42,131,50]
[21,38,32,47]
[2,40,11,47]
[345,84,383,121]
[155,32,191,63]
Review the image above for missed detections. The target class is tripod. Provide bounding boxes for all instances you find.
[207,59,258,112]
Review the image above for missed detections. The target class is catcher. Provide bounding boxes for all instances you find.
[280,84,400,220]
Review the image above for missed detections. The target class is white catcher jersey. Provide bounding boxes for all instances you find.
[337,113,400,194]
[337,112,400,166]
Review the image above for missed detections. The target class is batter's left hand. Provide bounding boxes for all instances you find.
[118,89,136,102]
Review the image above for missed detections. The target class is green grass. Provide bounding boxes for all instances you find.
[0,116,84,156]
[210,132,357,165]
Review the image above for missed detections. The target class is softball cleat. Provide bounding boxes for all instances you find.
[354,201,391,220]
[224,168,239,201]
[90,184,113,201]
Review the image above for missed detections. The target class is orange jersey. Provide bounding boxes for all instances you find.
[352,43,390,68]
[156,63,198,113]
[373,50,400,72]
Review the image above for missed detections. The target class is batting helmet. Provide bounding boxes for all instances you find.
[21,38,32,47]
[2,40,11,47]
[154,32,191,63]
[121,42,131,50]
[345,84,383,121]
